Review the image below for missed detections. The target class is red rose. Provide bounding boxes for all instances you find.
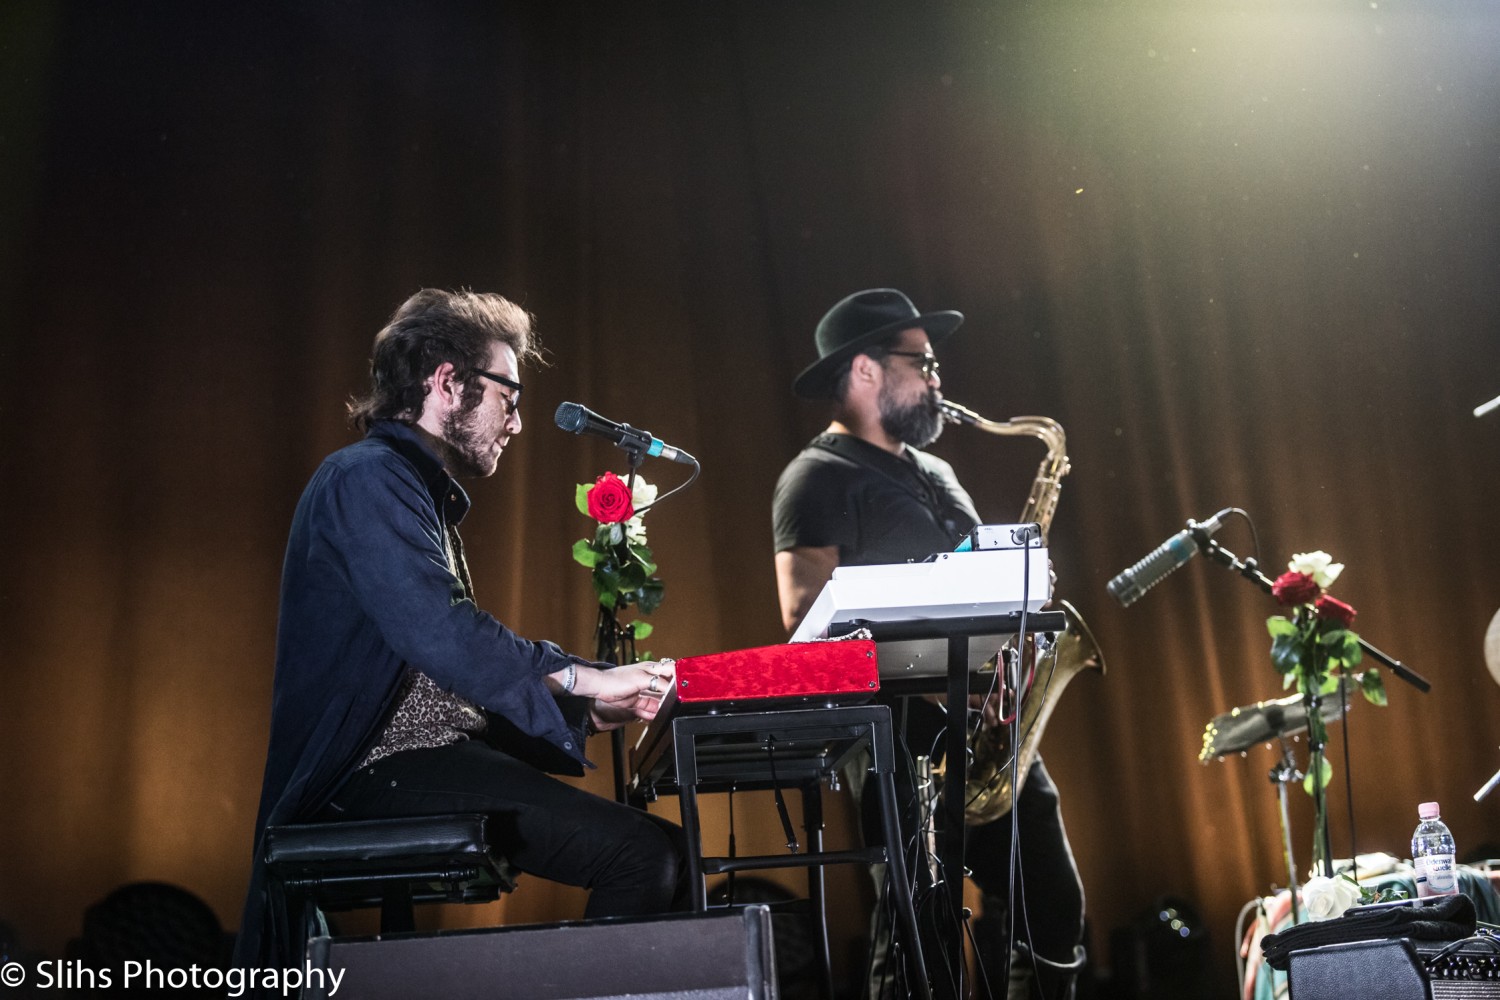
[1314,594,1357,628]
[1272,571,1321,606]
[586,471,635,524]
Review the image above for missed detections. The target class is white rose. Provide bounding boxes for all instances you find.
[1302,874,1362,920]
[623,479,656,545]
[1288,551,1345,589]
[630,479,659,509]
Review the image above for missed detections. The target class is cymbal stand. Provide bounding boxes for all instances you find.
[1475,754,1500,802]
[1270,744,1305,924]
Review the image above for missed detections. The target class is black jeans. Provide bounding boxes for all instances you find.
[320,739,690,920]
[967,759,1086,999]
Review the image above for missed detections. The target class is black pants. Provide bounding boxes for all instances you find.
[321,739,690,920]
[967,760,1086,1000]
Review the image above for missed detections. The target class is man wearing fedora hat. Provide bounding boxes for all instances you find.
[772,288,1085,1000]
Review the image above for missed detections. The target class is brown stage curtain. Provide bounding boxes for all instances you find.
[3,4,1498,992]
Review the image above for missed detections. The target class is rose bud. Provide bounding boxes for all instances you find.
[1271,571,1321,607]
[1314,594,1357,628]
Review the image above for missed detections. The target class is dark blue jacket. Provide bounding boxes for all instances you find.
[234,420,588,968]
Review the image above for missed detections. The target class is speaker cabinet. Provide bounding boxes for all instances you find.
[1289,938,1429,1000]
[304,905,777,1000]
[1289,937,1500,1000]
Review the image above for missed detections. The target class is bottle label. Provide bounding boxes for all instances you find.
[1414,853,1457,896]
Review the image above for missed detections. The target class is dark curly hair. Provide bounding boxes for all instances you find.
[348,289,540,431]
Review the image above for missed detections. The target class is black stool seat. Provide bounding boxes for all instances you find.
[264,814,516,936]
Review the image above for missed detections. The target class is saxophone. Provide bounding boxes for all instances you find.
[939,399,1107,824]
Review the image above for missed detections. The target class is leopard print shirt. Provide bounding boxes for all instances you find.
[359,669,487,768]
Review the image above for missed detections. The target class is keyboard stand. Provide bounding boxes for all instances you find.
[838,611,1068,1000]
[661,703,933,1000]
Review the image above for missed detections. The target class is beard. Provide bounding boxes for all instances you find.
[879,383,944,448]
[440,398,500,478]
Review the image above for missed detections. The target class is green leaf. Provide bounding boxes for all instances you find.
[1303,752,1334,796]
[630,621,654,640]
[1342,634,1363,666]
[1271,634,1303,673]
[1267,616,1298,638]
[1317,672,1340,695]
[604,522,624,547]
[618,563,647,591]
[572,539,601,568]
[1359,668,1387,707]
[594,562,621,593]
[1318,627,1347,647]
[627,543,657,574]
[576,483,593,517]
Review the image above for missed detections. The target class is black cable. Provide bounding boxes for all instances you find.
[1005,533,1034,1000]
[632,457,701,516]
[962,910,997,1000]
[1340,677,1358,882]
[868,722,949,999]
[964,639,1060,813]
[1220,506,1259,565]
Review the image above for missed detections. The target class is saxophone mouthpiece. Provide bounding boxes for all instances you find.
[939,398,983,426]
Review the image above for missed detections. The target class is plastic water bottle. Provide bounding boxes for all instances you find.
[1411,801,1458,898]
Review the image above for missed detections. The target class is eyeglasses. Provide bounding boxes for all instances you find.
[472,370,523,416]
[885,350,941,379]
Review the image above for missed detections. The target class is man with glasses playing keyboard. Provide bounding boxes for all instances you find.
[236,288,686,970]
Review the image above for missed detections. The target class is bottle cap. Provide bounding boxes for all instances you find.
[1418,801,1440,819]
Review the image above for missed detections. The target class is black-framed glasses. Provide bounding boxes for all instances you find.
[886,350,941,379]
[472,370,523,415]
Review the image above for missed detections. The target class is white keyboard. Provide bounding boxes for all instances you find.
[790,546,1052,643]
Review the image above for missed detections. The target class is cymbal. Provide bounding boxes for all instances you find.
[1486,608,1500,688]
[1199,681,1351,761]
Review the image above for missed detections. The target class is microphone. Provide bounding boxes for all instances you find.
[1106,511,1227,607]
[553,402,697,465]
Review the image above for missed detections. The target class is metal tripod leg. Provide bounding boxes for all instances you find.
[1271,745,1304,924]
[876,769,933,1000]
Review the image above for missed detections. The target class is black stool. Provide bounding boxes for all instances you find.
[263,814,516,952]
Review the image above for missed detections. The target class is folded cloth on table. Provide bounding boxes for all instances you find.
[1260,893,1476,971]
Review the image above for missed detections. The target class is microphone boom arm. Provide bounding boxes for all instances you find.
[1190,532,1431,693]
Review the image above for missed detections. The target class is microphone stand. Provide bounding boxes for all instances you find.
[606,443,647,805]
[1186,525,1431,878]
[1475,758,1500,802]
[1270,746,1305,924]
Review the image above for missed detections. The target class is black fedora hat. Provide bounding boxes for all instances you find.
[793,288,963,399]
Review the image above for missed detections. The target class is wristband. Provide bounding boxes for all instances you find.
[563,662,577,694]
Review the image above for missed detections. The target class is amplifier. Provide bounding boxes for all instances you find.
[1288,936,1500,1000]
[1422,936,1500,999]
